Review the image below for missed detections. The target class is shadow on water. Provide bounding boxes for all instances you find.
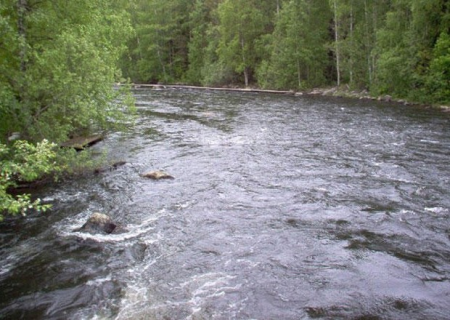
[1,88,450,319]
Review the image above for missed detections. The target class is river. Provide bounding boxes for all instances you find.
[1,88,450,319]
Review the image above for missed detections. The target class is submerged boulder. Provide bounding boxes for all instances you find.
[94,161,127,174]
[141,170,174,180]
[76,212,126,235]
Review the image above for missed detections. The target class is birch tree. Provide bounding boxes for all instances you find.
[331,0,341,86]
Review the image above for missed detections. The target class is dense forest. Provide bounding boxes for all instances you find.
[122,0,450,105]
[1,0,450,216]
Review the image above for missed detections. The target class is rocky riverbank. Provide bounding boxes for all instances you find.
[306,86,450,111]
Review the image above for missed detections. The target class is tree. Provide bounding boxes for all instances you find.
[426,32,450,104]
[0,0,134,143]
[371,0,448,100]
[257,0,330,89]
[331,0,342,86]
[372,0,414,97]
[186,0,213,84]
[217,0,265,87]
[122,0,193,83]
[349,0,391,89]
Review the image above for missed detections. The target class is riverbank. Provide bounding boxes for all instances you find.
[130,83,450,112]
[308,87,450,112]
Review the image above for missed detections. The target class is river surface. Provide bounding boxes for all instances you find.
[1,89,450,319]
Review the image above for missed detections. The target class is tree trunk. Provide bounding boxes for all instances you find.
[349,0,354,85]
[244,67,249,87]
[364,0,370,85]
[156,41,167,81]
[240,36,249,87]
[333,0,341,87]
[17,0,27,73]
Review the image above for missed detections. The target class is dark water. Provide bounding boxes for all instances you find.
[1,89,450,319]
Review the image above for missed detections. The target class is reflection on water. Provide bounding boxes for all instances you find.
[1,89,450,319]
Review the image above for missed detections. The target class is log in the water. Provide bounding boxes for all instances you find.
[61,135,103,150]
[133,84,295,95]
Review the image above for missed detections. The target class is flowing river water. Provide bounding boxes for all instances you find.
[1,88,450,319]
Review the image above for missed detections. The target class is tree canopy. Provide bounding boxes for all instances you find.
[121,0,450,104]
[0,0,134,143]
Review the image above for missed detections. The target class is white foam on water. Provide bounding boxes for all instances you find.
[46,190,90,203]
[420,139,440,144]
[115,282,150,320]
[174,200,196,210]
[86,274,112,286]
[0,241,40,277]
[0,255,19,277]
[424,207,448,214]
[399,209,416,215]
[181,272,240,319]
[57,209,169,243]
[115,272,240,320]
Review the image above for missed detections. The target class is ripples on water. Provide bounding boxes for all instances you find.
[1,89,450,319]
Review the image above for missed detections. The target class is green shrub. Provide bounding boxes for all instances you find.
[0,140,59,220]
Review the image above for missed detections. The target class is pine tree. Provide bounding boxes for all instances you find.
[258,0,330,89]
[217,0,265,87]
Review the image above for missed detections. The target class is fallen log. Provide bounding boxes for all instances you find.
[61,135,104,150]
[132,84,295,95]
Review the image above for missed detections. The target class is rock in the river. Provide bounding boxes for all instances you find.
[94,161,127,174]
[141,170,174,180]
[76,212,126,234]
[377,95,392,102]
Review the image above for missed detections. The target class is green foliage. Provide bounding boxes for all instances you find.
[118,0,450,104]
[0,0,134,143]
[200,25,237,86]
[258,0,330,89]
[217,0,265,86]
[0,139,112,221]
[426,32,450,104]
[122,0,192,83]
[372,0,450,101]
[0,140,58,220]
[186,0,211,85]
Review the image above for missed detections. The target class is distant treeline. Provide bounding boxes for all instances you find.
[121,0,450,104]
